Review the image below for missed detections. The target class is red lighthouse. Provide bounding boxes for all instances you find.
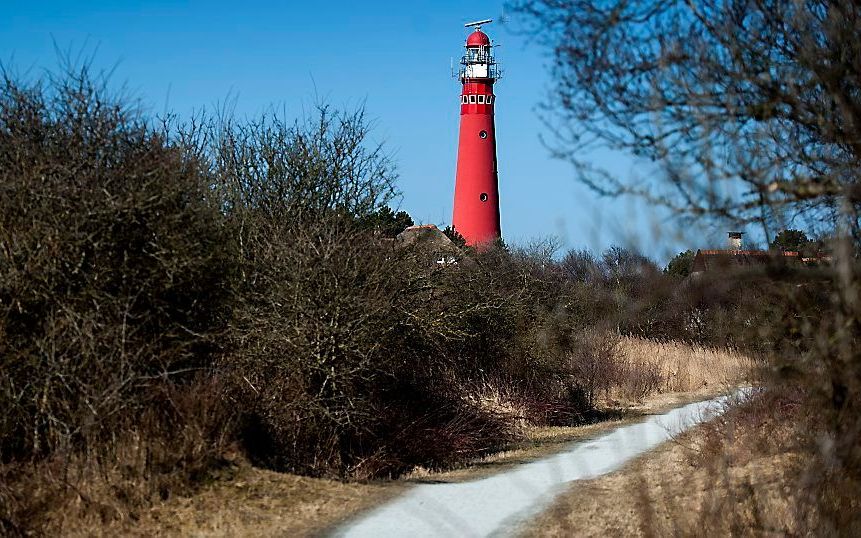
[452,19,502,247]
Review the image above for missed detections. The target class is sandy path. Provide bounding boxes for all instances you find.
[333,392,740,538]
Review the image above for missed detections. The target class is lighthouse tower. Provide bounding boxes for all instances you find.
[452,19,502,246]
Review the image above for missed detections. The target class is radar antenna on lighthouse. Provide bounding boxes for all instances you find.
[451,18,502,246]
[464,18,493,29]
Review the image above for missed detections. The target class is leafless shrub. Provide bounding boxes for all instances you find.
[561,329,621,410]
[356,400,516,478]
[0,61,229,446]
[0,377,236,536]
[221,224,425,476]
[202,108,519,479]
[0,60,239,533]
[206,104,397,228]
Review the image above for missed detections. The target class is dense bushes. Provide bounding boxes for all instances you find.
[0,66,769,533]
[0,67,233,464]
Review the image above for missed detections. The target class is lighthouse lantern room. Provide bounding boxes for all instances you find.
[452,19,502,247]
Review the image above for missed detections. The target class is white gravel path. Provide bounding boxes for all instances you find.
[334,392,743,538]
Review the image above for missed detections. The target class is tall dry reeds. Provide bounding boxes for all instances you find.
[617,337,755,395]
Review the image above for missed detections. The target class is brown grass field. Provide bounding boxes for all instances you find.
[517,400,802,537]
[516,341,813,537]
[614,336,754,397]
[77,337,753,537]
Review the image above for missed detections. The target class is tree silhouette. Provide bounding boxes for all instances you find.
[361,206,414,237]
[511,0,861,240]
[665,250,695,278]
[770,229,810,253]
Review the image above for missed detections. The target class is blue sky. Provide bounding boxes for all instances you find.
[1,0,731,263]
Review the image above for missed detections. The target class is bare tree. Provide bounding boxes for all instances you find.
[511,1,861,530]
[511,0,861,241]
[205,105,397,229]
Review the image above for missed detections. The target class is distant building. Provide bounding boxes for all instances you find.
[691,249,801,273]
[690,232,830,274]
[727,231,743,250]
[396,224,462,267]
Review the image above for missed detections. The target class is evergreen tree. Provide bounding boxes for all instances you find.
[770,229,809,253]
[361,206,414,238]
[665,250,695,278]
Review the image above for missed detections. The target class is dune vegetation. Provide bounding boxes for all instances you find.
[0,63,782,534]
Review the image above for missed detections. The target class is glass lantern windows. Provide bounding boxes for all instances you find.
[461,94,494,105]
[466,46,492,64]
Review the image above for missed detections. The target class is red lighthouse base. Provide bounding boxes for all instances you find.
[452,84,500,246]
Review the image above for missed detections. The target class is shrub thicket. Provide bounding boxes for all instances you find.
[0,65,236,535]
[0,65,771,534]
[0,66,234,460]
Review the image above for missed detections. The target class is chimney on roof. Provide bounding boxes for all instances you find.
[728,231,743,250]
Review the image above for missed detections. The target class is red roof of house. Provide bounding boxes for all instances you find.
[691,249,801,273]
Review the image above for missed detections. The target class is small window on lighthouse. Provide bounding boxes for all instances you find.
[461,95,467,104]
[480,193,488,202]
[477,95,485,104]
[479,130,488,139]
[469,95,477,104]
[487,96,493,104]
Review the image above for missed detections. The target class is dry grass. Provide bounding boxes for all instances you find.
[61,418,641,537]
[464,383,531,429]
[518,427,803,537]
[519,390,809,537]
[67,464,403,538]
[33,339,754,536]
[611,337,755,403]
[512,340,769,536]
[81,389,717,537]
[408,384,739,484]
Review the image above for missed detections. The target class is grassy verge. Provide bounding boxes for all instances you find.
[104,395,688,538]
[517,391,804,537]
[103,467,402,538]
[406,385,728,485]
[90,338,751,537]
[73,408,634,537]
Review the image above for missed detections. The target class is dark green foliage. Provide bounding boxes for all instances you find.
[360,206,414,237]
[770,229,809,252]
[442,225,467,248]
[665,250,695,277]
